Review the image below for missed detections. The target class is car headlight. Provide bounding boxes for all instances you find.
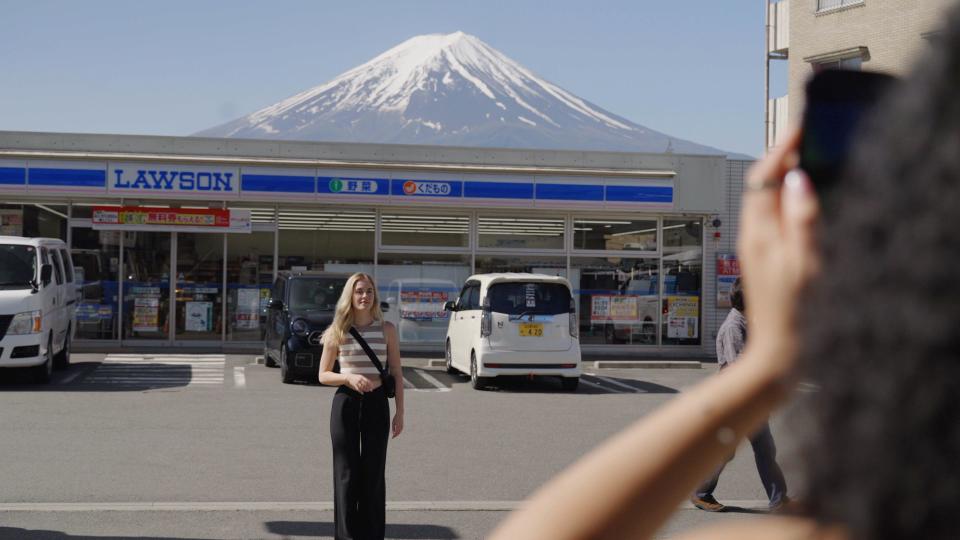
[291,319,309,336]
[9,310,42,335]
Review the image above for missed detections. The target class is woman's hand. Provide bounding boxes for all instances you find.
[346,374,373,393]
[392,411,404,438]
[738,129,821,376]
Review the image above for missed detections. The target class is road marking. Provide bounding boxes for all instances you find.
[0,500,527,512]
[234,367,246,388]
[58,365,92,385]
[584,372,639,393]
[402,378,415,389]
[80,354,226,388]
[579,377,630,394]
[0,499,778,512]
[414,368,450,392]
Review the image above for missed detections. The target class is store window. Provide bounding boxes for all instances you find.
[475,255,566,279]
[0,203,67,239]
[573,218,657,252]
[278,209,374,273]
[377,253,470,345]
[572,257,659,345]
[123,232,171,341]
[227,230,275,342]
[174,233,224,341]
[71,227,120,340]
[662,219,703,345]
[381,212,469,248]
[478,215,564,250]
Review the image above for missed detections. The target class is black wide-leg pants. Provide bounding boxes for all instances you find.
[330,385,390,540]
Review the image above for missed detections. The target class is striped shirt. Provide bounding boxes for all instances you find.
[338,321,387,375]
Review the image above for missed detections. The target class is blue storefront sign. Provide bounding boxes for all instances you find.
[13,162,675,207]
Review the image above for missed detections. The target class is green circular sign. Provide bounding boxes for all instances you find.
[329,179,343,192]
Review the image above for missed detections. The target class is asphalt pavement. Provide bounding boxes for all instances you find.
[0,353,802,539]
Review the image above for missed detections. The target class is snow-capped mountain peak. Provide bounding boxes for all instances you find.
[197,31,726,155]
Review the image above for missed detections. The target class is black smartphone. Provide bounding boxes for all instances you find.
[799,69,897,195]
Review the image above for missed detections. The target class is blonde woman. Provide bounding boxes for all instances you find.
[318,272,404,540]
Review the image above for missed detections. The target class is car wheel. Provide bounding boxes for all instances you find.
[445,341,457,375]
[561,377,580,392]
[53,328,71,371]
[470,351,489,390]
[33,336,54,384]
[264,345,277,368]
[281,344,295,384]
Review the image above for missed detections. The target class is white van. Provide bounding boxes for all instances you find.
[443,273,581,391]
[0,236,76,383]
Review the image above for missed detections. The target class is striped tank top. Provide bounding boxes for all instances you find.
[338,320,387,375]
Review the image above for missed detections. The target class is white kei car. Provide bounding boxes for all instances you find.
[443,273,581,391]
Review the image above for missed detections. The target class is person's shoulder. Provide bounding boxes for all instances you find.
[382,320,398,335]
[672,516,846,540]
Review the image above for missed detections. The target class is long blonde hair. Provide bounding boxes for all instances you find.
[321,272,383,349]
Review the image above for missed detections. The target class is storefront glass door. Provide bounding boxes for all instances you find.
[175,232,224,341]
[123,232,171,341]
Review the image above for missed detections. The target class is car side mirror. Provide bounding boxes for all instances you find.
[268,299,284,310]
[380,301,390,312]
[443,300,457,312]
[40,264,53,286]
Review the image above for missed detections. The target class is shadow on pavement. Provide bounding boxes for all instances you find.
[0,527,204,540]
[265,520,459,538]
[721,505,768,514]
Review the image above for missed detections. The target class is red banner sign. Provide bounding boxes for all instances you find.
[91,206,250,233]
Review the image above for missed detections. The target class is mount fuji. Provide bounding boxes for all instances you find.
[196,31,730,156]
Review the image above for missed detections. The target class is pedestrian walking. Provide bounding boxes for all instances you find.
[318,272,404,540]
[690,277,788,512]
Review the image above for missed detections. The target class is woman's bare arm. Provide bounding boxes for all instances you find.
[490,348,791,540]
[384,321,404,437]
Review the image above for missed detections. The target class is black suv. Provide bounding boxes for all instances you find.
[263,271,349,384]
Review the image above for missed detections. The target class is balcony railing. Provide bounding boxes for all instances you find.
[767,95,790,149]
[767,0,790,56]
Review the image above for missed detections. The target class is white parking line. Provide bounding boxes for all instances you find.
[402,378,415,389]
[578,377,619,393]
[58,367,88,385]
[0,499,773,512]
[585,372,639,393]
[234,367,246,388]
[412,369,452,392]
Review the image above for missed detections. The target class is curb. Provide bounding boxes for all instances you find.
[594,360,702,369]
[427,359,701,369]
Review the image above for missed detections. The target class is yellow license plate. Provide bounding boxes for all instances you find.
[519,323,543,337]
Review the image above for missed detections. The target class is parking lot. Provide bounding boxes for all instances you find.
[0,354,799,539]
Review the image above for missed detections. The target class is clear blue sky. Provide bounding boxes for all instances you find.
[0,1,785,158]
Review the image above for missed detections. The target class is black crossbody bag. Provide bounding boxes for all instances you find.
[348,326,396,398]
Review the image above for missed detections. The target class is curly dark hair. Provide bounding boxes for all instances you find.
[795,8,960,540]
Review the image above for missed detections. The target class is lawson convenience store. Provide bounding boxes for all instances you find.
[0,131,747,355]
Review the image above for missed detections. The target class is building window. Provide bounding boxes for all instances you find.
[816,0,864,12]
[814,56,862,71]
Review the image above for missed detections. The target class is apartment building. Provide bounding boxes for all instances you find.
[766,0,955,148]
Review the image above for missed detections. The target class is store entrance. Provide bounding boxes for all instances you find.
[122,231,226,343]
[175,233,223,341]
